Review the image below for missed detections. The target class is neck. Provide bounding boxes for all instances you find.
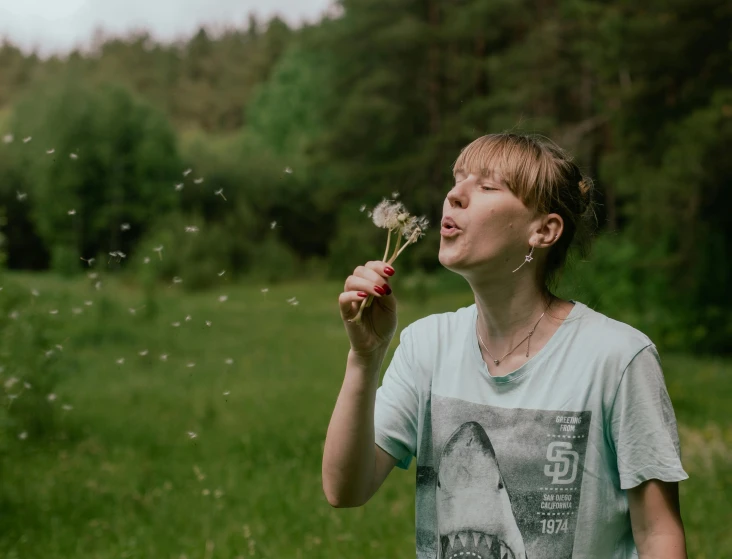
[471,280,555,353]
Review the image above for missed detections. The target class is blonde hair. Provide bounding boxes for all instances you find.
[452,133,597,291]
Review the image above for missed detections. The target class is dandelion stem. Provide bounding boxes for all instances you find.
[382,228,392,262]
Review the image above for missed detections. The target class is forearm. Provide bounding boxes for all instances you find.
[322,348,387,507]
[636,527,688,559]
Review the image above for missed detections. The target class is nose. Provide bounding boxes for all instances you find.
[446,186,465,208]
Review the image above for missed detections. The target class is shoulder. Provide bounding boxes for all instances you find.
[571,301,654,369]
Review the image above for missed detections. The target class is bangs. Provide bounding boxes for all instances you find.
[452,134,554,211]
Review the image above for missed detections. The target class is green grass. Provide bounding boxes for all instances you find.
[0,272,729,558]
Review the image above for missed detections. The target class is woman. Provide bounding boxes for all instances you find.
[323,133,689,558]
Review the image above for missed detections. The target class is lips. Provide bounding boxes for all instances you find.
[441,217,460,230]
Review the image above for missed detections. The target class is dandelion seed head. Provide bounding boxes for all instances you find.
[372,199,406,230]
[401,215,429,240]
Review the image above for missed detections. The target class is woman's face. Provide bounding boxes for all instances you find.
[439,168,536,278]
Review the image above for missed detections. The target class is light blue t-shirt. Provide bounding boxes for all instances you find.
[374,300,689,559]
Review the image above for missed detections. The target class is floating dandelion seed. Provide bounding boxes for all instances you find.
[68,209,76,215]
[88,272,98,280]
[84,300,93,306]
[55,344,63,351]
[160,354,168,361]
[284,167,293,174]
[143,257,150,264]
[23,136,32,143]
[223,391,230,396]
[116,358,125,365]
[202,489,210,496]
[218,270,225,276]
[128,308,136,315]
[193,465,206,481]
[183,168,192,176]
[218,295,228,303]
[214,188,226,200]
[153,246,164,260]
[80,257,95,266]
[95,281,102,290]
[175,183,184,191]
[172,322,180,328]
[225,358,233,365]
[187,431,197,439]
[214,489,224,499]
[45,349,54,358]
[18,432,27,440]
[139,349,149,356]
[23,382,31,389]
[9,311,19,319]
[47,393,57,401]
[46,148,55,154]
[4,377,18,389]
[16,191,27,201]
[193,178,204,184]
[184,226,199,233]
[186,362,195,368]
[261,288,269,293]
[72,308,82,314]
[120,223,131,231]
[205,321,212,327]
[185,315,192,321]
[49,310,58,315]
[2,134,13,143]
[286,297,297,304]
[360,204,367,212]
[31,289,39,296]
[392,191,400,199]
[62,404,73,411]
[69,153,78,159]
[173,277,183,284]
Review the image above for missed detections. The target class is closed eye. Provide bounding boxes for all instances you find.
[481,187,497,191]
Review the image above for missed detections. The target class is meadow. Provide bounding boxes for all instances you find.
[0,271,729,558]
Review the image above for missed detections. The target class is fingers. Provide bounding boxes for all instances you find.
[340,261,395,319]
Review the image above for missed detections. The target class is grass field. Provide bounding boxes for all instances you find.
[0,271,729,558]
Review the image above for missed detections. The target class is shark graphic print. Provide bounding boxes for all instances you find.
[417,394,591,559]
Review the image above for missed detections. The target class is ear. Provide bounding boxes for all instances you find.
[530,213,564,248]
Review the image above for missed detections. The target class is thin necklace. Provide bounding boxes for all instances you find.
[476,301,551,366]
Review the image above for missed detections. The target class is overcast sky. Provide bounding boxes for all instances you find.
[0,0,336,57]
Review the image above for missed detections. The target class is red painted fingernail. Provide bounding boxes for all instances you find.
[383,284,392,295]
[374,285,385,295]
[384,266,395,276]
[357,291,368,298]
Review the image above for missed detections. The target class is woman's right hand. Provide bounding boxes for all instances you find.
[339,261,398,356]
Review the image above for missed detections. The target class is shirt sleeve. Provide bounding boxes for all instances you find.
[608,344,689,490]
[374,324,420,471]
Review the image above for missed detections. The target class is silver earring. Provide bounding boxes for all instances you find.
[512,245,535,273]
